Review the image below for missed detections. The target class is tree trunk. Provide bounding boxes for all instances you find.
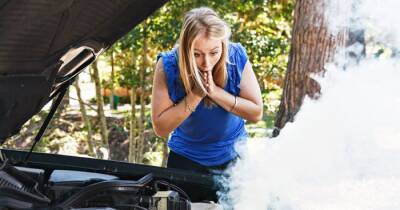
[74,76,95,157]
[273,0,347,136]
[110,49,116,110]
[136,22,148,163]
[91,60,109,154]
[128,87,137,163]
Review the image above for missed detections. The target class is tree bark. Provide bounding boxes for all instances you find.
[274,0,347,136]
[128,87,137,163]
[110,49,116,110]
[74,76,95,157]
[91,60,109,153]
[136,22,148,163]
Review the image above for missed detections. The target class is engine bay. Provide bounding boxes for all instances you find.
[0,155,222,210]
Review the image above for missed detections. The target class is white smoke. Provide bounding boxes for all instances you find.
[325,0,400,49]
[221,0,400,209]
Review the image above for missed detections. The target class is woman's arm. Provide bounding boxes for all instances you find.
[151,58,204,138]
[207,61,263,123]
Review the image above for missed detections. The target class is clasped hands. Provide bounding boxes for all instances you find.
[192,71,219,99]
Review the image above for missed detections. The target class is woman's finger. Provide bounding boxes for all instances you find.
[205,72,209,87]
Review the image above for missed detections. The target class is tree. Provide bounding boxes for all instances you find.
[273,0,347,136]
[74,76,95,156]
[91,60,109,155]
[128,83,138,163]
[110,49,116,110]
[136,21,149,163]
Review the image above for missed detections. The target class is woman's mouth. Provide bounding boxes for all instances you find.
[200,67,212,72]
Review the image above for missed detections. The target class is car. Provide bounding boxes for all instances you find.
[0,1,219,209]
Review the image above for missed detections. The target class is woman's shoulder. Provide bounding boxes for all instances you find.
[228,42,248,70]
[157,48,178,63]
[228,42,247,56]
[157,48,179,73]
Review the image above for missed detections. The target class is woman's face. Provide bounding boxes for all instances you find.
[192,33,223,72]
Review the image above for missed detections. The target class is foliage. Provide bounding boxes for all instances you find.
[94,0,294,163]
[104,0,294,123]
[5,1,294,165]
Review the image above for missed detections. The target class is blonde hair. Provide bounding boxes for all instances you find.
[178,7,231,106]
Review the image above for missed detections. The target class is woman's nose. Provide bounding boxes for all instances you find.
[202,56,210,68]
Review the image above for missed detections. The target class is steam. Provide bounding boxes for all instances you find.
[220,0,400,209]
[325,0,400,49]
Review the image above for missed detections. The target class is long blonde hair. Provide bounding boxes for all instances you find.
[178,7,231,105]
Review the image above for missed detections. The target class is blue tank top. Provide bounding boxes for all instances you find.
[156,42,248,166]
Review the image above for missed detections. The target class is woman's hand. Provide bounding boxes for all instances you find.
[203,71,217,97]
[191,76,207,98]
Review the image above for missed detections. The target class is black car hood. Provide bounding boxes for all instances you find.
[0,0,167,143]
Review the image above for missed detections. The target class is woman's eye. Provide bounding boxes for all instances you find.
[194,53,200,57]
[211,52,218,56]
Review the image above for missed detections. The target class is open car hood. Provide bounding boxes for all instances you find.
[0,0,167,143]
[0,2,221,208]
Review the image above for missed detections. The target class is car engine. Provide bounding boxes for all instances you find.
[0,159,222,210]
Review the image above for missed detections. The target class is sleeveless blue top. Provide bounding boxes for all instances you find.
[157,42,248,166]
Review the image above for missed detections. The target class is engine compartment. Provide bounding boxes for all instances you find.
[0,160,194,210]
[0,150,222,210]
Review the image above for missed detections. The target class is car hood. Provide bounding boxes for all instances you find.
[0,0,167,143]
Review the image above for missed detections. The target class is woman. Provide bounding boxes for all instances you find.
[151,7,263,173]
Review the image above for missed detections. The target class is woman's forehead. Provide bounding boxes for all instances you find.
[193,34,222,52]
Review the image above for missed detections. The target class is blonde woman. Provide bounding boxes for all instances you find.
[151,7,263,173]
